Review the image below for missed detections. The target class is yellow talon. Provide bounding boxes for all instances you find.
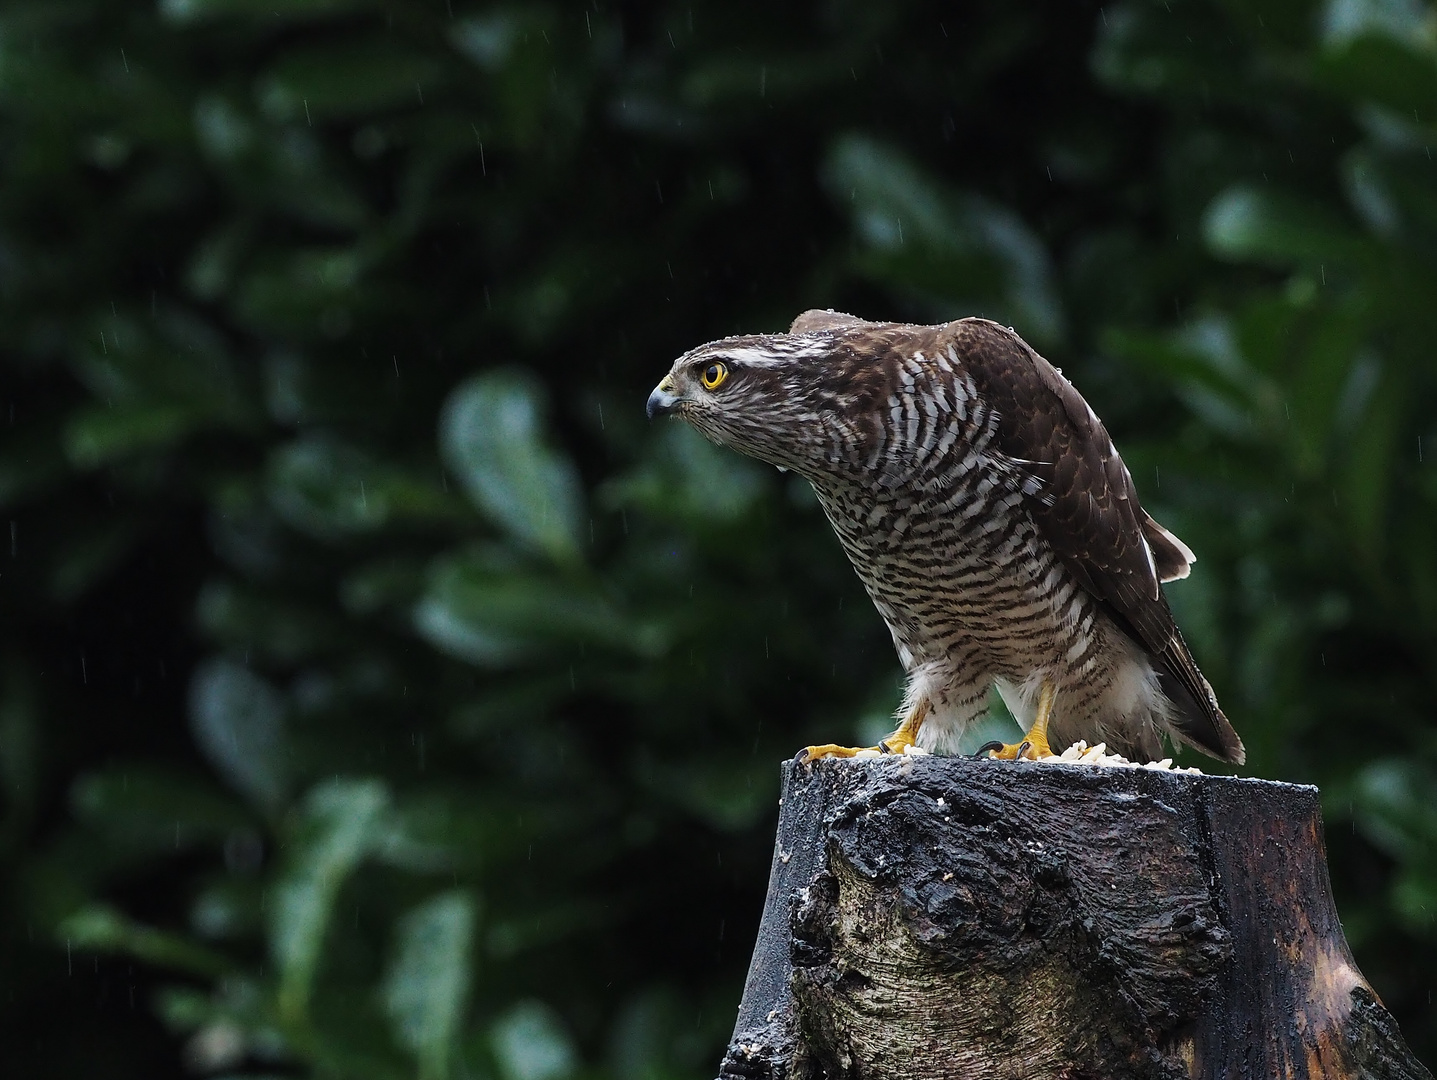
[800,742,877,761]
[981,679,1056,761]
[801,700,930,762]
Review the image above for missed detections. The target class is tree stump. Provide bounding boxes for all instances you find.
[718,755,1430,1080]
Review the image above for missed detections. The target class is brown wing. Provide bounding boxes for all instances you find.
[951,319,1244,764]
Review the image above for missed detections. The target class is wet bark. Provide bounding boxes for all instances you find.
[719,755,1430,1080]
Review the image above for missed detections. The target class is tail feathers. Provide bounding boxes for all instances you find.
[1157,659,1246,765]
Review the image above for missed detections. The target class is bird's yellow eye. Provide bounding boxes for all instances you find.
[701,362,729,390]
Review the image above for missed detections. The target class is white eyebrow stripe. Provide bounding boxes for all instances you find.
[711,344,830,367]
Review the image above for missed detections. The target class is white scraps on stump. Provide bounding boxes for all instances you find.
[842,740,1203,773]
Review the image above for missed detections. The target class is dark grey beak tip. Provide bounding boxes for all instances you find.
[646,386,677,420]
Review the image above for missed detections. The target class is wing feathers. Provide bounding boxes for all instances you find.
[789,309,876,335]
[1142,512,1196,582]
[951,318,1244,764]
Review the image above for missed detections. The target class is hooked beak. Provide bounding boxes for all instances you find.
[646,377,679,420]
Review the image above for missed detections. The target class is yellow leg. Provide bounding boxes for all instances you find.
[977,679,1056,761]
[802,700,930,762]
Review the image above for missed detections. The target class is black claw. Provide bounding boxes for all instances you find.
[972,740,1006,758]
[879,742,892,754]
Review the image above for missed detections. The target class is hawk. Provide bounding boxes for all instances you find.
[645,310,1244,765]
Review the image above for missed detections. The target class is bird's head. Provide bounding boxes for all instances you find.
[645,311,893,477]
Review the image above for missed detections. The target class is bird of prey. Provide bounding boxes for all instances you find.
[646,310,1244,765]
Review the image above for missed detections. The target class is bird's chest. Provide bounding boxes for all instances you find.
[812,475,1071,668]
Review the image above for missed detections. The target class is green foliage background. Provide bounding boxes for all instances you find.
[2,0,1436,1075]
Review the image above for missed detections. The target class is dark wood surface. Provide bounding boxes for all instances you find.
[719,755,1431,1080]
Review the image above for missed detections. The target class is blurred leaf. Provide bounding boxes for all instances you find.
[1203,186,1368,266]
[450,14,524,71]
[63,403,203,468]
[439,371,584,564]
[491,1001,576,1080]
[601,423,766,527]
[267,435,456,540]
[1321,0,1433,48]
[70,767,252,855]
[196,579,344,662]
[823,133,1063,342]
[188,657,289,813]
[258,44,441,123]
[414,547,656,667]
[383,890,478,1080]
[1352,757,1437,857]
[1338,360,1403,560]
[60,904,233,978]
[48,517,144,602]
[636,756,771,832]
[1317,32,1437,116]
[160,0,374,23]
[271,778,389,1022]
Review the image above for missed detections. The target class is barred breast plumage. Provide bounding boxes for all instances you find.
[646,309,1244,765]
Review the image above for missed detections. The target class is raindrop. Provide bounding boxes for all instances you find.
[303,98,312,126]
[120,48,129,73]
